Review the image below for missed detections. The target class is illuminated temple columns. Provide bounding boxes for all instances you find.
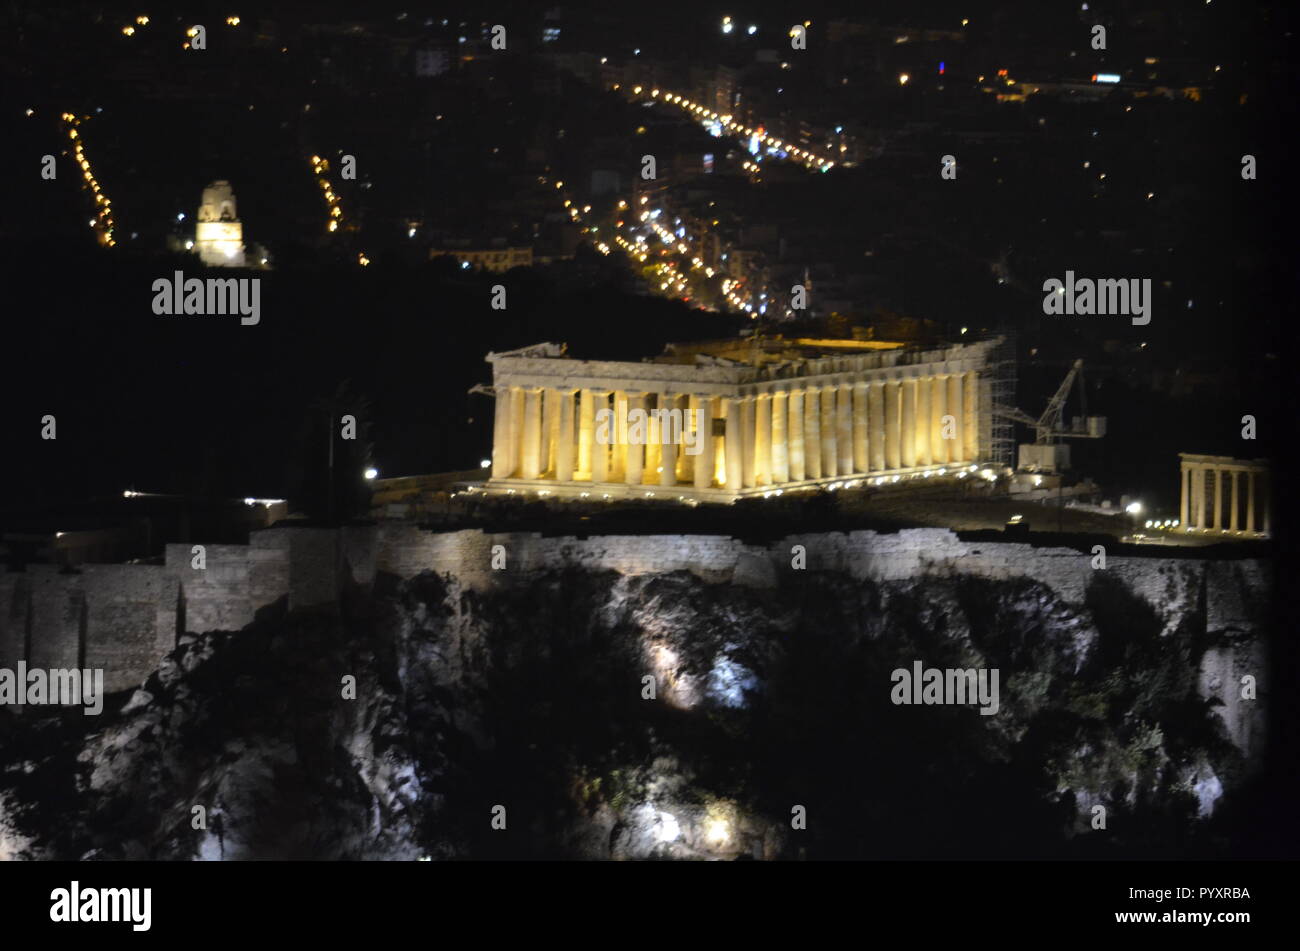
[740,396,756,488]
[520,387,543,479]
[659,392,678,488]
[930,375,947,465]
[1206,470,1216,530]
[483,337,1007,501]
[1178,454,1271,537]
[900,379,917,469]
[963,372,980,462]
[915,377,932,467]
[788,389,806,481]
[804,387,822,480]
[1180,466,1190,527]
[884,381,901,470]
[771,391,790,484]
[556,388,576,482]
[1230,471,1239,532]
[755,393,773,486]
[491,386,513,478]
[867,381,885,471]
[692,395,714,489]
[577,389,594,478]
[625,392,645,485]
[836,384,853,475]
[851,382,869,473]
[1196,467,1207,529]
[819,384,837,478]
[589,389,609,482]
[947,374,964,463]
[725,397,743,489]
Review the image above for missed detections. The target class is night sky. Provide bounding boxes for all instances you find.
[0,0,1292,528]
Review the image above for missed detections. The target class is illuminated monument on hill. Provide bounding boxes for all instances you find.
[476,336,1010,502]
[194,180,246,267]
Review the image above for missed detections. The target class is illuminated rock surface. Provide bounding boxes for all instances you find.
[0,539,1272,860]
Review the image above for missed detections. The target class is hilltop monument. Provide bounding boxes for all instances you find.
[194,180,246,267]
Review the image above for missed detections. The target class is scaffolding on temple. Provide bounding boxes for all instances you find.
[984,331,1018,470]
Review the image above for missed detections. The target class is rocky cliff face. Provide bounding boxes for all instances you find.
[0,533,1272,860]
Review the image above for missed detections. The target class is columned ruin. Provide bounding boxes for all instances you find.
[1178,453,1271,537]
[475,336,1004,502]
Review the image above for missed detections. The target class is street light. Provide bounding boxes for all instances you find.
[364,467,378,480]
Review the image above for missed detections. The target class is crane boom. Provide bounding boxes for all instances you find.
[1036,359,1083,442]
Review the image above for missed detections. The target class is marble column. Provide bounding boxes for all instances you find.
[930,376,948,465]
[884,380,901,470]
[509,385,525,477]
[1230,470,1240,531]
[1206,470,1216,535]
[868,381,886,471]
[521,387,543,479]
[836,384,853,475]
[788,390,806,481]
[819,385,838,478]
[491,386,513,478]
[542,388,560,476]
[692,395,714,489]
[609,392,627,483]
[916,376,932,467]
[947,373,964,463]
[755,393,772,486]
[625,392,645,486]
[1179,463,1190,529]
[1196,465,1207,530]
[851,382,869,473]
[804,386,823,480]
[1247,471,1256,533]
[771,391,790,484]
[589,390,609,483]
[659,416,678,488]
[900,379,917,469]
[578,389,593,478]
[963,372,979,462]
[739,396,755,488]
[556,389,576,482]
[725,397,743,490]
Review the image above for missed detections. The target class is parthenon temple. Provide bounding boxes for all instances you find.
[1178,453,1271,537]
[477,335,1007,501]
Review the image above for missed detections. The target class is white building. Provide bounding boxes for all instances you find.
[194,180,246,267]
[478,336,1006,502]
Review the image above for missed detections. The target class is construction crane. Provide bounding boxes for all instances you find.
[993,359,1106,473]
